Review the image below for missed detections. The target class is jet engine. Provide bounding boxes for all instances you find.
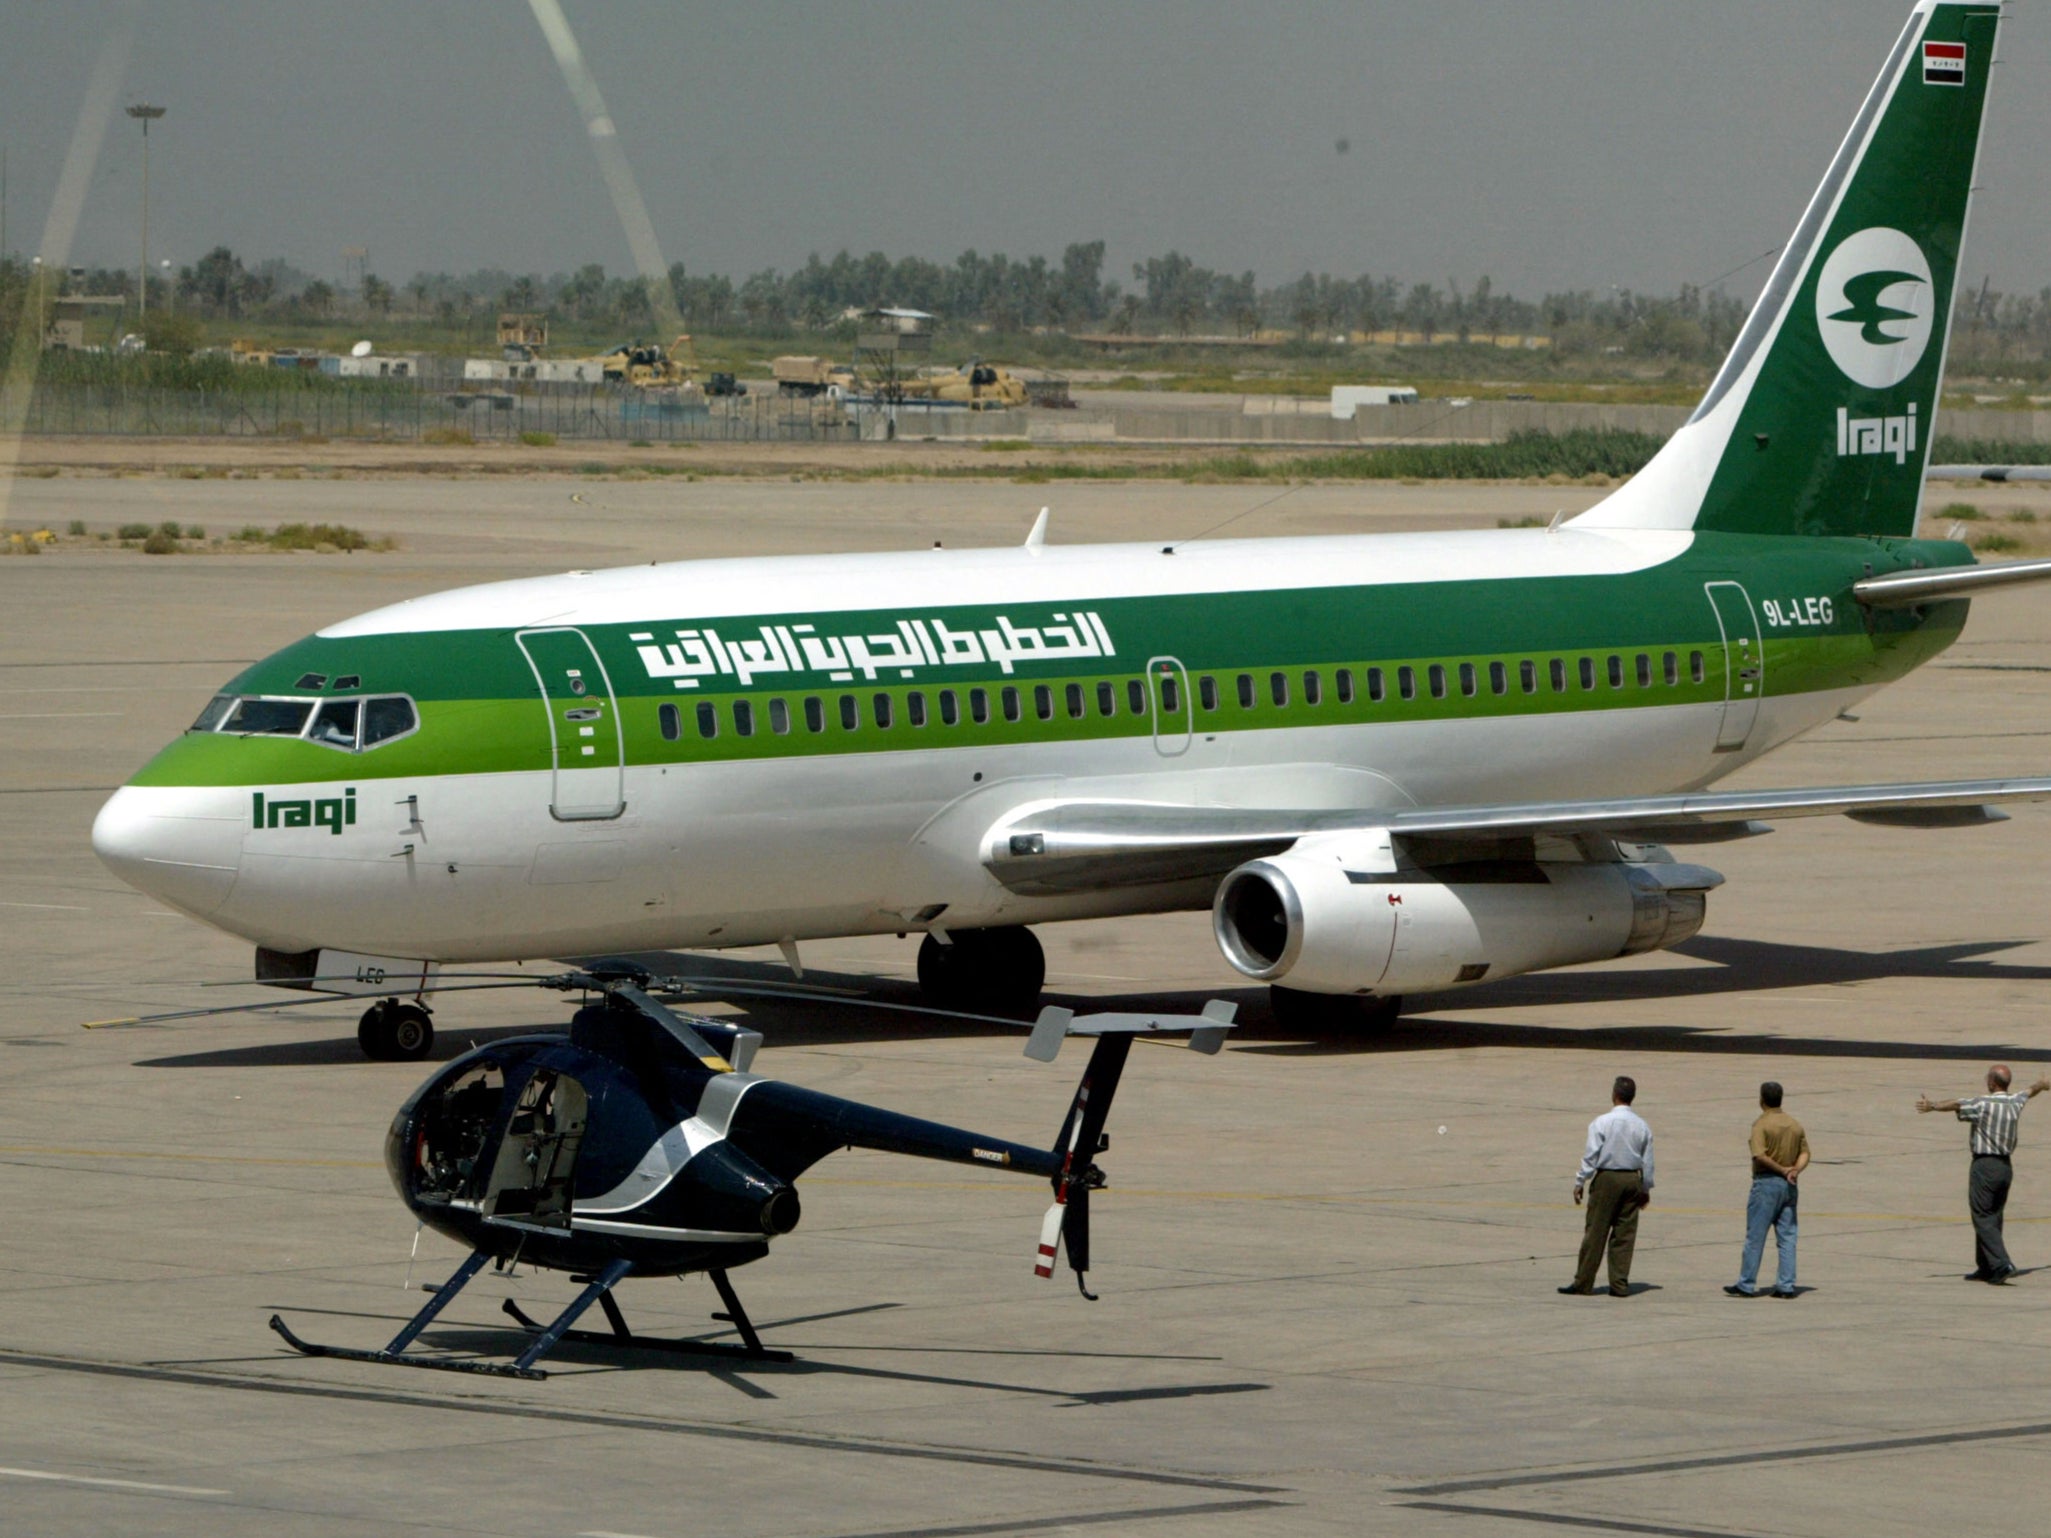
[1212,837,1720,996]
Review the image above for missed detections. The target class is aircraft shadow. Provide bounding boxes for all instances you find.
[128,933,2049,1068]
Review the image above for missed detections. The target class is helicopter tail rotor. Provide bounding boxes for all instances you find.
[1027,1000,1236,1296]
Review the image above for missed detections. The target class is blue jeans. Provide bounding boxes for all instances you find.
[1735,1174,1797,1293]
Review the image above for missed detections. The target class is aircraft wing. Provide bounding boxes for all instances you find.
[984,777,2051,895]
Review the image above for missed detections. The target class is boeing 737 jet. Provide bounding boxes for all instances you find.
[94,1,2051,1058]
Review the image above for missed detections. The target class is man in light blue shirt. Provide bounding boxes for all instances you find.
[1562,1076,1654,1297]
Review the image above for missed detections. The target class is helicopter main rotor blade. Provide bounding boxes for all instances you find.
[81,980,546,1030]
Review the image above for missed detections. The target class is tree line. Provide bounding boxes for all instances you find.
[9,243,2051,371]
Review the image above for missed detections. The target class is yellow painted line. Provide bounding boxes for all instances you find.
[0,1144,378,1170]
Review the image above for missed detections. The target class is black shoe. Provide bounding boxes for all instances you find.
[1966,1270,1990,1282]
[1557,1284,1593,1295]
[1770,1289,1798,1299]
[1986,1266,2017,1285]
[1722,1284,1759,1297]
[1608,1287,1630,1297]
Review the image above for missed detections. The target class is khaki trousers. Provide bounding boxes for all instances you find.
[1574,1169,1643,1294]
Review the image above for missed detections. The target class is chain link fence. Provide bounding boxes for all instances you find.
[3,382,861,443]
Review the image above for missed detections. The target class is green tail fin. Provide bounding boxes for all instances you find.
[1578,1,1998,539]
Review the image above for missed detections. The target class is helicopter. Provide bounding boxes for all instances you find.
[251,961,1235,1379]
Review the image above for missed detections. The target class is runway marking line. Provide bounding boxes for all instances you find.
[0,901,89,911]
[0,1144,379,1170]
[0,712,124,720]
[0,1465,227,1497]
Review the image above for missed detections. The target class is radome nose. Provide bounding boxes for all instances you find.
[92,787,243,918]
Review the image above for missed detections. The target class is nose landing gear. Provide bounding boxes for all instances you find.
[358,998,435,1061]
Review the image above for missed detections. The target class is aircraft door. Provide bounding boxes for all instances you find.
[516,627,627,820]
[481,1068,589,1231]
[1704,581,1763,752]
[1148,656,1192,757]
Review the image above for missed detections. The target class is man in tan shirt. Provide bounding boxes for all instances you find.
[1723,1082,1810,1298]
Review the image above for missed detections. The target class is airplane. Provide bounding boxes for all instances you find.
[92,1,2051,1061]
[266,962,1233,1378]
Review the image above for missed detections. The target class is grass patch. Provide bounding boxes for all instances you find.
[1972,530,2025,553]
[232,522,395,553]
[518,430,558,448]
[981,439,1032,452]
[2007,508,2037,524]
[1279,428,1664,480]
[1932,436,2051,466]
[1936,502,1984,521]
[421,427,475,446]
[141,530,179,555]
[67,520,87,536]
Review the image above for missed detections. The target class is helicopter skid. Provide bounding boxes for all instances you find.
[267,1314,547,1380]
[501,1267,796,1364]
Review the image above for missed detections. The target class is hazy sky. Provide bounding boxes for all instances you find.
[5,1,2049,305]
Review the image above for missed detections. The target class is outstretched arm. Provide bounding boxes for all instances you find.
[1917,1095,1961,1114]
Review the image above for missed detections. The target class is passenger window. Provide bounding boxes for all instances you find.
[361,696,417,747]
[1303,671,1322,706]
[1199,675,1218,711]
[1065,682,1085,719]
[1096,681,1116,716]
[1458,663,1477,697]
[1237,673,1255,709]
[1397,665,1416,701]
[1489,662,1508,695]
[1366,667,1384,703]
[873,693,894,728]
[804,696,825,732]
[1663,651,1678,686]
[1126,680,1146,715]
[839,694,859,730]
[907,691,927,727]
[1270,672,1289,707]
[310,699,360,750]
[696,702,718,739]
[768,698,791,735]
[1034,684,1054,721]
[939,689,959,726]
[1579,657,1596,690]
[1690,650,1706,684]
[1550,658,1567,692]
[190,695,234,733]
[1635,654,1652,687]
[1428,664,1447,699]
[970,687,990,724]
[1003,686,1022,723]
[1607,655,1624,688]
[1336,668,1355,705]
[1159,674,1180,713]
[225,697,314,737]
[1518,660,1536,694]
[733,700,755,737]
[659,703,682,742]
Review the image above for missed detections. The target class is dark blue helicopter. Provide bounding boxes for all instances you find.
[268,963,1234,1378]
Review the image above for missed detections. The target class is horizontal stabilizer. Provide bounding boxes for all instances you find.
[1024,1000,1240,1062]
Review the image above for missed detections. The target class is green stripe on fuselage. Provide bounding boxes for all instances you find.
[126,533,1971,789]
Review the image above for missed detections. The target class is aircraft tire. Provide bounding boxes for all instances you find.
[917,926,1046,1017]
[358,1000,436,1061]
[1269,985,1402,1033]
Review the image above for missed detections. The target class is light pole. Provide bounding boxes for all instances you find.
[125,103,165,326]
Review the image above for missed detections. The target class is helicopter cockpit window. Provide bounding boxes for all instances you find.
[411,1062,506,1203]
[361,695,418,748]
[309,699,360,750]
[222,697,315,737]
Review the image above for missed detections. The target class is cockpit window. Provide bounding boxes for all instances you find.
[309,699,361,750]
[223,697,315,736]
[361,695,419,747]
[189,692,417,751]
[189,695,234,733]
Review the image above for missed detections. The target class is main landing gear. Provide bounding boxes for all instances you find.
[358,998,435,1061]
[1268,985,1404,1033]
[916,925,1047,1017]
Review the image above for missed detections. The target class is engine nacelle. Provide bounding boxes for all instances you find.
[1212,843,1718,996]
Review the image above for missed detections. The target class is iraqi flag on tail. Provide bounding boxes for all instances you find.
[1924,40,1965,86]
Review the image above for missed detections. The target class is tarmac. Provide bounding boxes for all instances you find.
[4,465,2051,1537]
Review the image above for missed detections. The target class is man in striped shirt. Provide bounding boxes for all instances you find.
[1917,1065,2051,1284]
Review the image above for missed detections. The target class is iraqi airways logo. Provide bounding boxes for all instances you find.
[1814,227,1933,389]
